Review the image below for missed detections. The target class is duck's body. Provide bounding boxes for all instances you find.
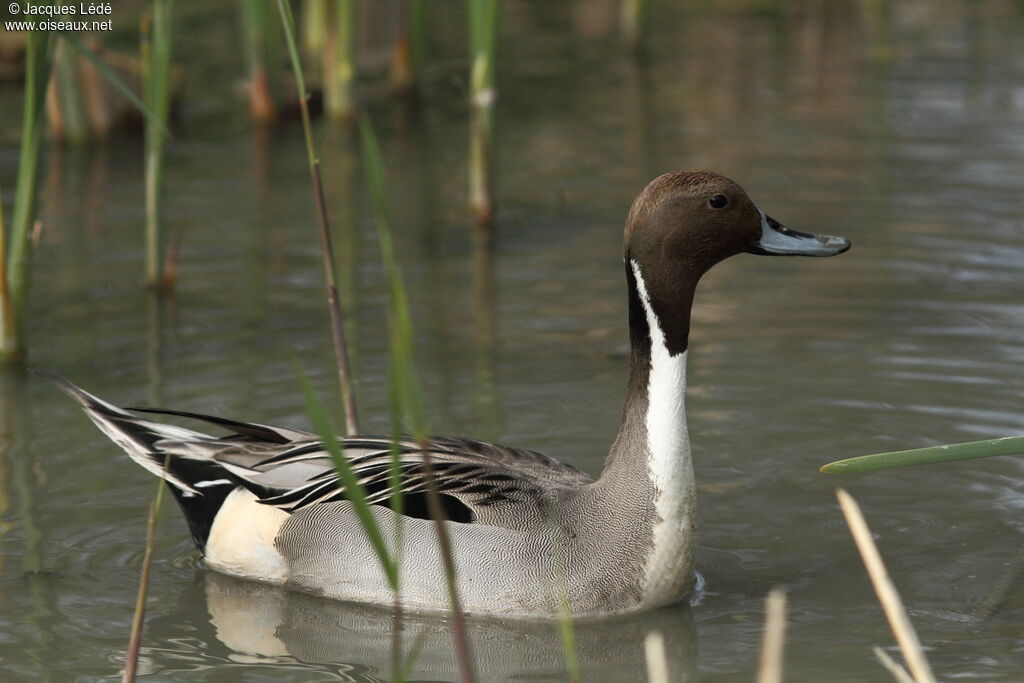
[62,171,849,617]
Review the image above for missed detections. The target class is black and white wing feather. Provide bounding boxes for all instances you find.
[238,436,591,514]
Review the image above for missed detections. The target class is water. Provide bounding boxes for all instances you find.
[1,1,1023,680]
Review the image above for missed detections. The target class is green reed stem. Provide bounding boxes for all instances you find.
[295,364,399,590]
[558,588,581,683]
[241,0,280,121]
[122,455,169,683]
[620,0,650,53]
[360,117,476,683]
[468,0,500,224]
[142,0,174,289]
[277,0,360,435]
[820,435,1024,473]
[5,26,55,364]
[324,0,357,121]
[301,0,327,56]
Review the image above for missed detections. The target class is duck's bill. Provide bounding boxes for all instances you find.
[746,212,851,257]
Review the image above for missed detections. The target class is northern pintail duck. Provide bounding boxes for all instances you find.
[61,171,850,617]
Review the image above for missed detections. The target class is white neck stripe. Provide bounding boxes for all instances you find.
[630,260,696,603]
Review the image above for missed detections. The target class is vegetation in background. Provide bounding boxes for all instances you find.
[821,435,1024,473]
[49,39,88,142]
[391,0,425,92]
[277,0,360,434]
[621,0,650,53]
[301,0,328,57]
[324,0,358,121]
[1,27,55,364]
[467,0,500,225]
[141,0,174,289]
[241,0,281,122]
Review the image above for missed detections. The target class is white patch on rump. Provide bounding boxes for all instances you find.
[205,488,290,582]
[630,260,697,603]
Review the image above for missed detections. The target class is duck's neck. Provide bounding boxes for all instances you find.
[597,257,698,602]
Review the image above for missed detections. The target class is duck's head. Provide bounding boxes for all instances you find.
[625,170,850,277]
[624,171,850,353]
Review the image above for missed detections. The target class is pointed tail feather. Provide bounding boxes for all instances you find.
[49,375,213,492]
[50,375,247,551]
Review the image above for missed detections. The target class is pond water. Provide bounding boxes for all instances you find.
[1,1,1023,681]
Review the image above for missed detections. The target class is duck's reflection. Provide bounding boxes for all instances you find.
[200,571,697,681]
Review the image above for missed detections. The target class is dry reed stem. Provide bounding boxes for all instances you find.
[416,440,475,682]
[874,646,917,683]
[277,0,360,435]
[122,462,170,683]
[836,489,936,683]
[643,630,669,683]
[756,588,788,683]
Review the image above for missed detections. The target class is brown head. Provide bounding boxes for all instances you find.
[624,170,850,355]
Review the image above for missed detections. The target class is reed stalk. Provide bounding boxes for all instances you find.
[620,0,649,53]
[755,588,788,683]
[324,0,357,121]
[643,630,669,683]
[558,591,581,683]
[360,117,476,683]
[549,520,580,683]
[4,27,55,364]
[142,0,174,289]
[301,0,327,56]
[122,456,170,683]
[821,435,1024,473]
[391,0,425,92]
[467,0,500,225]
[0,187,15,361]
[874,646,917,683]
[836,489,936,683]
[295,366,399,590]
[277,0,360,435]
[241,0,280,122]
[296,362,410,683]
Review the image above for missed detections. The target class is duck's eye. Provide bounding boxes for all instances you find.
[709,194,728,209]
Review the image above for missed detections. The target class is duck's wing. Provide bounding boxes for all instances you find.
[128,407,592,518]
[229,435,592,514]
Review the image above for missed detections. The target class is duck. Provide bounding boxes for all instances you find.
[59,170,850,618]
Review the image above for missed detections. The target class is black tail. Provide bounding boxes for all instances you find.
[52,376,240,552]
